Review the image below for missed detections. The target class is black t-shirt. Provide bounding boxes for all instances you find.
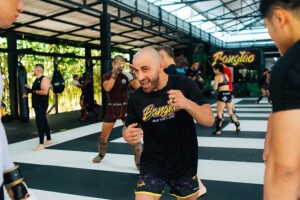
[125,75,207,179]
[186,68,201,78]
[164,64,185,75]
[270,40,300,113]
[32,76,49,108]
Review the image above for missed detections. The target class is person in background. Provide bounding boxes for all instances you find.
[256,69,270,104]
[26,64,52,151]
[158,45,185,75]
[92,55,141,170]
[260,0,300,199]
[73,73,99,121]
[217,60,237,119]
[0,0,31,199]
[212,64,241,135]
[186,61,206,91]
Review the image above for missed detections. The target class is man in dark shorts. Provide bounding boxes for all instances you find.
[260,0,300,199]
[92,56,141,168]
[256,69,270,104]
[123,47,214,200]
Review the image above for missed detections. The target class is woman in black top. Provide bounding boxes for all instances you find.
[212,64,240,135]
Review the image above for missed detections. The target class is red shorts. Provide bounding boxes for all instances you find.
[103,104,127,123]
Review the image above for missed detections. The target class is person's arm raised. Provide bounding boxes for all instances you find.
[167,89,214,127]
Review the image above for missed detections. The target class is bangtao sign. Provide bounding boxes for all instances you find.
[212,50,257,67]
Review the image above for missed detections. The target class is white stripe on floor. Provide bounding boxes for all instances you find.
[213,112,270,118]
[198,159,265,184]
[212,105,272,108]
[223,120,267,132]
[4,188,109,200]
[9,149,265,184]
[111,137,264,149]
[8,120,124,150]
[212,108,271,112]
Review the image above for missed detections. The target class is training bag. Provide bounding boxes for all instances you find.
[51,70,65,94]
[17,64,29,122]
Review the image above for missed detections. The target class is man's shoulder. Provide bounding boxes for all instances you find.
[42,76,50,82]
[169,74,194,88]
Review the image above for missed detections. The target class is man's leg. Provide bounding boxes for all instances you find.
[197,177,207,197]
[33,108,45,151]
[226,102,241,132]
[257,88,266,104]
[264,110,300,200]
[93,121,115,163]
[213,101,225,135]
[136,193,160,200]
[79,104,88,121]
[135,174,164,200]
[42,107,52,145]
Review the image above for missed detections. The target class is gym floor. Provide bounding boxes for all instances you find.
[4,97,269,200]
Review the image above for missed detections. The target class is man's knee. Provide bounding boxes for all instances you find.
[272,161,300,180]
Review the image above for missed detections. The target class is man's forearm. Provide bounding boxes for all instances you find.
[34,89,49,95]
[122,126,127,136]
[103,78,116,92]
[184,101,214,127]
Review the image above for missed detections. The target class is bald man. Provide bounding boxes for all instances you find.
[26,64,52,151]
[0,0,30,199]
[122,47,214,200]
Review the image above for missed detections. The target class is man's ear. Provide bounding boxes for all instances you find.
[158,61,165,72]
[160,54,164,60]
[273,9,289,29]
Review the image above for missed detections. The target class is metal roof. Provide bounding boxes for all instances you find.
[150,0,273,45]
[0,0,275,52]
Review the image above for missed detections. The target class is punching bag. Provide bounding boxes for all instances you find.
[51,70,65,94]
[17,64,29,122]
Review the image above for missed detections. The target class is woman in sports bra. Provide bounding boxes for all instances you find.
[212,64,241,135]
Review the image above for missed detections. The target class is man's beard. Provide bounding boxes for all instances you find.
[141,75,160,93]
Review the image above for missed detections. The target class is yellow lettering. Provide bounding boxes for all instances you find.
[212,51,224,66]
[212,51,256,67]
[142,103,180,122]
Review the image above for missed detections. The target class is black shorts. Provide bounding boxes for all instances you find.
[135,173,199,198]
[259,84,268,90]
[218,91,232,103]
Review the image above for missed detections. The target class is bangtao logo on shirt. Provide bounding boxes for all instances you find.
[212,51,256,66]
[142,100,180,122]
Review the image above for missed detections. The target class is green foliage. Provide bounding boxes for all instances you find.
[1,38,104,117]
[0,38,10,114]
[0,38,131,117]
